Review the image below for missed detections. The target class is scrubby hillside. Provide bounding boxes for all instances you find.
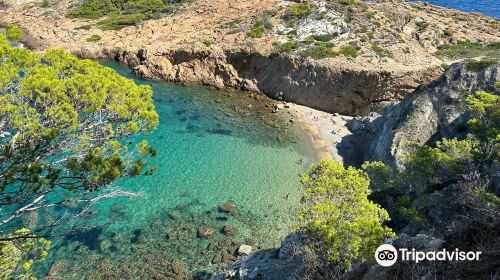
[1,0,498,115]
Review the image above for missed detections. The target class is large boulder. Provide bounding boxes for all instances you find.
[345,62,499,168]
[211,233,317,280]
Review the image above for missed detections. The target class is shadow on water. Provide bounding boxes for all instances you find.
[206,128,232,136]
[61,227,103,251]
[130,229,142,244]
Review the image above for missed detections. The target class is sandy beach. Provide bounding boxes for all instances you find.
[282,103,354,162]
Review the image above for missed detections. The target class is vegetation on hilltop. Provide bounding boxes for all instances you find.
[0,34,158,278]
[67,0,189,30]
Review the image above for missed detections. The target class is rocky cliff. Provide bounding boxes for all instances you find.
[1,0,498,115]
[346,62,499,167]
[95,47,440,115]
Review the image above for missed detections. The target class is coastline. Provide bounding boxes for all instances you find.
[284,103,354,162]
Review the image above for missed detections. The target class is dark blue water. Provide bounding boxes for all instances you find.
[409,0,500,18]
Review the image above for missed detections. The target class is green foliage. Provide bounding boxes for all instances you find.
[0,34,158,231]
[86,34,101,42]
[5,25,24,42]
[67,0,181,29]
[474,188,500,209]
[76,24,94,30]
[401,137,476,185]
[202,39,213,47]
[436,41,500,61]
[289,3,312,19]
[339,0,357,5]
[362,161,394,191]
[297,160,395,270]
[40,0,50,8]
[372,44,385,55]
[312,34,336,42]
[67,0,117,19]
[442,29,453,37]
[275,40,298,54]
[466,60,497,72]
[301,42,337,59]
[466,90,500,142]
[97,13,148,30]
[339,45,358,58]
[0,229,51,279]
[247,21,266,38]
[395,196,425,224]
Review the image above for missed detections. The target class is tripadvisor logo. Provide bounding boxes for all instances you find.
[375,244,398,267]
[375,244,482,267]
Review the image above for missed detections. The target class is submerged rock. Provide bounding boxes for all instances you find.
[171,259,187,275]
[198,226,216,238]
[218,201,237,214]
[222,225,238,236]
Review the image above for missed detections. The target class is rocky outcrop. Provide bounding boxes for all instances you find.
[345,62,500,167]
[211,233,318,280]
[87,47,441,116]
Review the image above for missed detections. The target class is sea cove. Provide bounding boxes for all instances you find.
[33,61,317,278]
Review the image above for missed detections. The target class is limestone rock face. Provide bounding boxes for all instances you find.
[295,1,350,41]
[346,62,500,168]
[103,47,441,116]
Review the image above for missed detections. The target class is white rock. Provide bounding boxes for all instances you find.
[238,244,253,256]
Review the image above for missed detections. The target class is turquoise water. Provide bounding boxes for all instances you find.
[409,0,500,18]
[32,61,317,278]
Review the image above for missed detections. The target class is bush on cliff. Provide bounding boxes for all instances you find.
[297,160,395,271]
[5,24,24,42]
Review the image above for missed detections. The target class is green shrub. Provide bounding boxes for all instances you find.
[67,0,117,19]
[304,36,315,45]
[416,21,429,31]
[202,39,213,47]
[289,3,312,19]
[339,0,356,5]
[466,60,497,72]
[0,229,51,279]
[395,196,425,224]
[40,0,50,8]
[275,41,298,53]
[67,0,180,29]
[302,42,337,59]
[466,90,500,141]
[76,24,93,30]
[297,160,395,271]
[247,21,266,38]
[372,44,385,55]
[339,45,358,58]
[6,25,23,42]
[436,41,500,60]
[312,34,336,42]
[86,34,101,42]
[97,13,148,30]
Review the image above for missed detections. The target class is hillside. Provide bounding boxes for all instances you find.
[1,0,499,115]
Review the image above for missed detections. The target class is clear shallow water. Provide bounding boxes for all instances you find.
[409,0,500,18]
[31,61,316,278]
